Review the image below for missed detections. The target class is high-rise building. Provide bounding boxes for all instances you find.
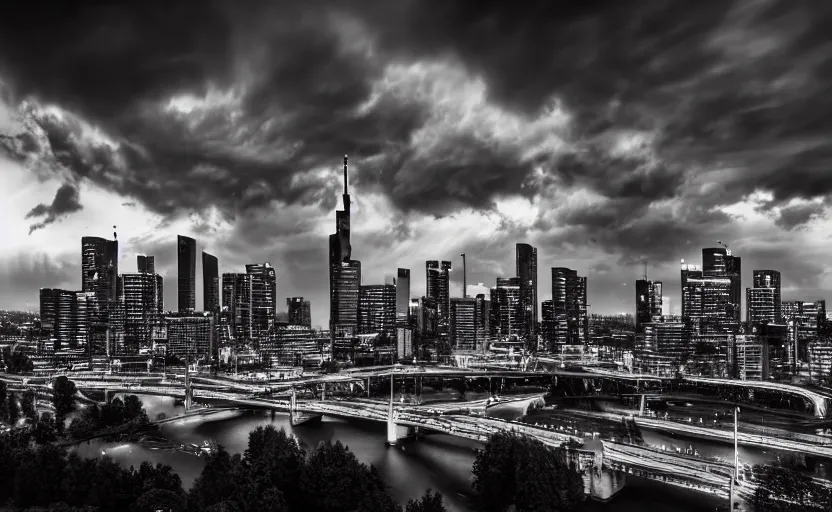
[119,272,163,353]
[474,293,491,348]
[222,272,251,341]
[329,155,358,342]
[752,270,781,321]
[550,267,588,347]
[426,260,452,323]
[680,260,734,327]
[516,243,538,336]
[746,288,777,324]
[701,247,742,323]
[449,297,477,351]
[40,288,89,351]
[163,312,215,360]
[137,255,155,274]
[332,260,361,338]
[396,268,410,326]
[287,297,312,327]
[358,284,396,337]
[202,252,219,313]
[246,263,277,340]
[490,277,522,338]
[177,235,197,313]
[81,236,119,302]
[541,300,555,348]
[635,280,663,334]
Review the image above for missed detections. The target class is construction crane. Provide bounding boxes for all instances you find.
[717,240,731,256]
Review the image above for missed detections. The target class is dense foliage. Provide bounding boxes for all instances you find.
[472,431,585,512]
[0,421,446,512]
[67,395,150,440]
[2,347,34,374]
[751,464,832,511]
[188,425,444,512]
[0,426,186,511]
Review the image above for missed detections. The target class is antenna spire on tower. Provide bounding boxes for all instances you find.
[642,258,648,281]
[343,154,349,196]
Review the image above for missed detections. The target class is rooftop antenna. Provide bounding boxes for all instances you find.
[113,225,118,240]
[343,154,349,196]
[642,258,648,281]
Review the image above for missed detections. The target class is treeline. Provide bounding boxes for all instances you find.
[0,424,450,512]
[66,395,149,440]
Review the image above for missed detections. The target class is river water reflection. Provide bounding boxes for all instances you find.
[70,395,725,511]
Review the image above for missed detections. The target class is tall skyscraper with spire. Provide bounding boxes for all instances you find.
[177,235,197,313]
[329,155,361,345]
[516,243,538,336]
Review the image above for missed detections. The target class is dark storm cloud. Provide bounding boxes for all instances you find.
[773,202,826,231]
[0,0,831,281]
[24,183,83,234]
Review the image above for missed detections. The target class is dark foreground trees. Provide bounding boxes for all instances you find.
[472,431,585,512]
[188,425,443,512]
[1,422,445,512]
[751,464,832,511]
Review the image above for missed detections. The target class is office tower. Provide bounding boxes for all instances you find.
[411,297,438,339]
[332,261,361,338]
[246,263,277,340]
[550,268,588,347]
[746,288,777,324]
[81,236,119,301]
[329,155,359,340]
[516,243,538,336]
[753,270,781,321]
[358,284,396,337]
[40,288,89,351]
[222,272,251,341]
[449,297,477,351]
[164,312,215,360]
[681,258,734,326]
[137,255,155,274]
[287,297,312,327]
[396,268,410,326]
[426,261,452,323]
[490,277,522,338]
[474,293,491,349]
[202,252,219,313]
[635,280,663,334]
[701,247,742,323]
[541,300,555,348]
[177,235,197,312]
[119,272,164,353]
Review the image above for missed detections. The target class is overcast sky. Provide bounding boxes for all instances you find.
[1,0,832,329]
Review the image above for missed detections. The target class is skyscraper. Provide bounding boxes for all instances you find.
[177,235,197,313]
[81,236,118,302]
[287,297,312,327]
[246,263,277,339]
[358,284,396,337]
[222,272,251,341]
[426,260,452,323]
[202,251,219,313]
[747,270,781,323]
[551,267,588,347]
[119,272,163,352]
[396,268,410,326]
[137,255,155,274]
[329,155,360,340]
[491,277,522,337]
[516,243,538,336]
[449,297,477,351]
[635,279,663,334]
[702,247,742,323]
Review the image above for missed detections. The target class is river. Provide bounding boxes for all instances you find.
[69,395,725,511]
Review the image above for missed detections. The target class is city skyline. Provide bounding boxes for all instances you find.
[3,1,832,326]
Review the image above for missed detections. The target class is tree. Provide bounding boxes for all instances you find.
[32,413,58,444]
[8,391,20,425]
[22,389,37,421]
[3,347,34,374]
[0,379,7,423]
[52,376,77,420]
[472,431,584,512]
[301,440,399,512]
[406,490,447,512]
[751,464,831,511]
[129,488,186,512]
